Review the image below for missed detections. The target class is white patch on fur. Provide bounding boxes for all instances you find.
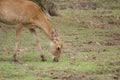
[50,42,54,53]
[52,55,55,60]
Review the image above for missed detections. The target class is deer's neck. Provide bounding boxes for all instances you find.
[41,22,53,41]
[34,16,53,41]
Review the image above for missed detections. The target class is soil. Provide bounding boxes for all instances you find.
[55,0,100,10]
[100,40,120,46]
[62,61,120,80]
[100,33,120,46]
[1,21,120,80]
[62,26,120,80]
[34,65,120,80]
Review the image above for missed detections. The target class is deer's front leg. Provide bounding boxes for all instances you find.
[29,28,46,61]
[13,24,23,62]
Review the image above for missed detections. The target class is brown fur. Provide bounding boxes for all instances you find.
[0,0,62,62]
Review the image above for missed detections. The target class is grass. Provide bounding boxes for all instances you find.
[0,9,120,80]
[55,0,120,10]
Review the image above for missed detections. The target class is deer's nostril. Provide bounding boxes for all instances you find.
[57,47,60,50]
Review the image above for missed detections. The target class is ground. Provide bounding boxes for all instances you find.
[0,4,120,80]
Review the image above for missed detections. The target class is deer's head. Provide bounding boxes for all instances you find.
[50,29,62,62]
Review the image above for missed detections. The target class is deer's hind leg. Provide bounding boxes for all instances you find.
[13,24,24,62]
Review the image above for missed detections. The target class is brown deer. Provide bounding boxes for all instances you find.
[0,0,62,62]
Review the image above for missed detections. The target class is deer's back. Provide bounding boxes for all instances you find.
[0,0,42,24]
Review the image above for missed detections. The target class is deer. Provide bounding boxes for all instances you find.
[0,0,62,62]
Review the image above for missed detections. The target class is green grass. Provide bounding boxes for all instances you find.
[0,9,120,80]
[55,0,120,10]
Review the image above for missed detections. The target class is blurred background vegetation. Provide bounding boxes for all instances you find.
[30,0,120,19]
[31,0,120,15]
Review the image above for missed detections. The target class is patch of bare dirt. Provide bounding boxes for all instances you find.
[81,20,120,29]
[93,70,120,80]
[95,68,120,80]
[34,69,90,80]
[80,10,120,29]
[105,33,120,40]
[109,61,120,66]
[61,65,120,80]
[62,72,89,80]
[55,0,100,10]
[100,40,120,46]
[63,67,120,80]
[97,62,120,74]
[34,70,78,80]
[100,33,120,46]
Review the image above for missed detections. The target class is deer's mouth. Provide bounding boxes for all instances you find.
[53,58,59,62]
[52,56,59,62]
